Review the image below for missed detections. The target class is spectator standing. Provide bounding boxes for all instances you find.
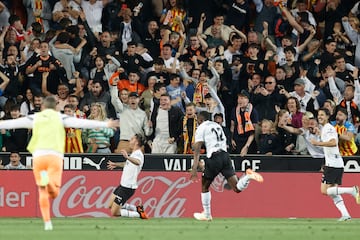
[285,96,303,128]
[20,88,34,116]
[182,102,199,154]
[331,108,358,156]
[160,0,186,33]
[252,75,287,121]
[274,109,297,154]
[52,0,81,25]
[257,119,281,155]
[23,0,52,33]
[1,104,28,152]
[81,0,107,34]
[230,91,258,156]
[63,103,84,153]
[83,102,114,153]
[25,41,67,95]
[224,0,250,32]
[143,20,161,59]
[342,16,360,68]
[110,78,152,153]
[79,80,113,117]
[149,93,183,153]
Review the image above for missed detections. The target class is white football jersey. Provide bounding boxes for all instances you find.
[195,121,227,158]
[321,123,344,168]
[120,149,144,189]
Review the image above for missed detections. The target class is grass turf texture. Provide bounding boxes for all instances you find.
[0,218,359,240]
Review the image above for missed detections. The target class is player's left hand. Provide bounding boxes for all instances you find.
[107,160,116,170]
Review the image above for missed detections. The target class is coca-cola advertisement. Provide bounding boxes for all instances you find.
[1,171,360,218]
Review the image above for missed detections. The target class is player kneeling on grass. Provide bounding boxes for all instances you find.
[190,111,264,221]
[107,134,148,219]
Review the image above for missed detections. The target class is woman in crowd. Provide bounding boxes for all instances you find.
[83,102,114,153]
[274,109,297,155]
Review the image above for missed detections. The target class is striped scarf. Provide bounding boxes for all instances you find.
[193,83,209,105]
[236,103,254,134]
[183,115,197,154]
[34,0,43,31]
[339,99,360,124]
[168,8,186,32]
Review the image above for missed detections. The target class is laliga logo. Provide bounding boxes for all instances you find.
[83,157,106,170]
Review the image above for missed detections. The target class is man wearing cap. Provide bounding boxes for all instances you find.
[110,77,152,153]
[331,107,358,156]
[230,90,259,156]
[281,78,319,113]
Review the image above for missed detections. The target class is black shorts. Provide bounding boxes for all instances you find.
[203,150,235,181]
[321,166,344,185]
[113,185,136,206]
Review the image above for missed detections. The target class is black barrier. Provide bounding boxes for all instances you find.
[1,153,360,172]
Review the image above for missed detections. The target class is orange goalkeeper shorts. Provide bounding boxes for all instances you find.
[32,154,63,188]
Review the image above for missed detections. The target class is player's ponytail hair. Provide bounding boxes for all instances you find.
[134,134,145,147]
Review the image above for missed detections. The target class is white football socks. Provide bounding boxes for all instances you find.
[236,174,250,191]
[330,195,350,217]
[122,203,137,211]
[201,192,211,217]
[327,186,354,196]
[120,209,140,218]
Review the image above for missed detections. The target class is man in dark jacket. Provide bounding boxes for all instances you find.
[149,93,183,153]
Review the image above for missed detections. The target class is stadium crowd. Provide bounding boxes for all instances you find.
[0,0,359,156]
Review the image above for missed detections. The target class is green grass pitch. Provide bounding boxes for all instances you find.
[0,218,359,240]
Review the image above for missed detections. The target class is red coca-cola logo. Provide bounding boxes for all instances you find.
[52,173,197,217]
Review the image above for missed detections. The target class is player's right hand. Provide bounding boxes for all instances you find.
[189,169,198,182]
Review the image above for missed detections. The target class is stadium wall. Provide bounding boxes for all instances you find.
[1,170,360,218]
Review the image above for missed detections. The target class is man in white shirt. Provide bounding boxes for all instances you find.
[310,108,360,221]
[107,134,148,219]
[190,111,264,221]
[161,43,179,71]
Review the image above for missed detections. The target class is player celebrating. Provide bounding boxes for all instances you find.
[190,111,264,221]
[310,108,360,221]
[107,134,148,219]
[0,96,119,230]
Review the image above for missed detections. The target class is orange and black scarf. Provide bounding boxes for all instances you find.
[236,103,254,134]
[183,115,197,154]
[339,99,360,124]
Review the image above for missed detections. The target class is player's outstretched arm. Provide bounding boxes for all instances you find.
[107,160,125,170]
[63,116,119,129]
[0,116,33,129]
